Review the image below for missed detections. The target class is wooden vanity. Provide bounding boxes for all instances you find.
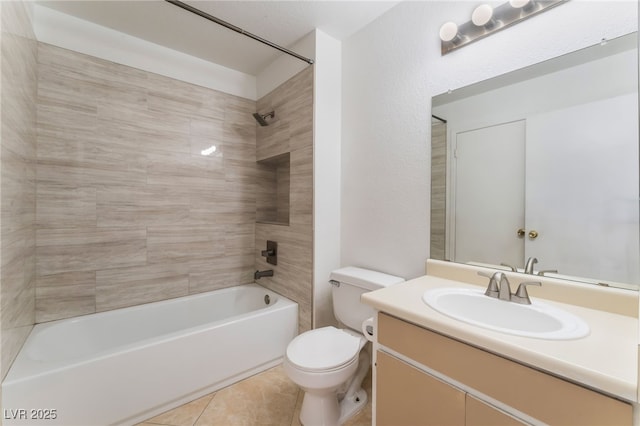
[376,313,631,425]
[362,261,638,426]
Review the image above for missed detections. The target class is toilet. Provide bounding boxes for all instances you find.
[283,267,404,426]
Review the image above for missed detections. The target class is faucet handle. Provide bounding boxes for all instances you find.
[477,271,500,297]
[537,269,558,276]
[500,263,518,272]
[512,281,542,305]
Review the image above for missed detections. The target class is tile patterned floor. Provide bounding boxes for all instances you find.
[137,364,372,426]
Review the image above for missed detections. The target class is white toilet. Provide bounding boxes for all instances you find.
[283,267,404,426]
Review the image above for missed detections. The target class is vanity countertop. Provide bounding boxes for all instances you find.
[362,274,638,402]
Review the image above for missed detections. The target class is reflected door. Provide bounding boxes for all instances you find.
[453,121,526,267]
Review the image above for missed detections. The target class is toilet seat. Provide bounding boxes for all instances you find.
[286,326,361,372]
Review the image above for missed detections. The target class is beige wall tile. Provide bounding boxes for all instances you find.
[1,0,38,379]
[36,228,148,275]
[21,44,316,376]
[256,119,291,161]
[36,271,96,322]
[254,67,314,333]
[35,44,259,321]
[37,183,97,228]
[188,254,254,294]
[430,119,447,260]
[147,225,226,264]
[97,185,190,228]
[96,263,190,311]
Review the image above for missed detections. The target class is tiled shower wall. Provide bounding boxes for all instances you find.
[35,43,257,322]
[1,1,38,380]
[254,67,314,333]
[430,117,446,260]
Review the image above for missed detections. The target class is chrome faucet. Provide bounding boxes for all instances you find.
[254,269,274,280]
[524,257,538,274]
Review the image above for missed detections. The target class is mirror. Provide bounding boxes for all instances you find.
[431,32,639,290]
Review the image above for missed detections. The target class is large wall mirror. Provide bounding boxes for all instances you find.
[431,32,639,290]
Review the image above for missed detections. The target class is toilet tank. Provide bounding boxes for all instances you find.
[330,267,404,331]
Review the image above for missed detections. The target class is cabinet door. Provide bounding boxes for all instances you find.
[376,351,465,426]
[466,394,526,426]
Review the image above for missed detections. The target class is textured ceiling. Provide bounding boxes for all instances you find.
[37,1,400,75]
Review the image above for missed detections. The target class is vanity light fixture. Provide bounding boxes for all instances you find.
[471,4,496,29]
[439,21,461,44]
[440,0,567,55]
[510,0,537,12]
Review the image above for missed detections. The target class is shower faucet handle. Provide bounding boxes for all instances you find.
[261,240,277,265]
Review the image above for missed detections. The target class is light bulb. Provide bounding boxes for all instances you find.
[439,22,459,42]
[472,4,494,26]
[509,0,530,8]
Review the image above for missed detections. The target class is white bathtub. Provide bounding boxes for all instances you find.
[2,284,298,426]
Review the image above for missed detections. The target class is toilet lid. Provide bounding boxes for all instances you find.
[286,326,361,372]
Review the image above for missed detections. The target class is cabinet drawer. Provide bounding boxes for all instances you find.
[378,313,632,426]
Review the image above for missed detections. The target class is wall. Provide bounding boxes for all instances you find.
[254,66,314,333]
[0,0,38,380]
[312,30,342,328]
[33,5,256,100]
[256,29,342,329]
[35,43,257,322]
[341,0,638,280]
[256,32,315,100]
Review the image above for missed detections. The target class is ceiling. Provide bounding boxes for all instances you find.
[37,1,400,75]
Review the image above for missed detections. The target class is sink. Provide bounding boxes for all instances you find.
[422,287,590,340]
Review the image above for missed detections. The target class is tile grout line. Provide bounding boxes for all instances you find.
[191,392,218,426]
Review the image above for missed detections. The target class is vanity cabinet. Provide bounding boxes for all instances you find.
[376,350,465,425]
[375,313,633,426]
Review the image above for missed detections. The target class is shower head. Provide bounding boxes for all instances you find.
[253,111,275,126]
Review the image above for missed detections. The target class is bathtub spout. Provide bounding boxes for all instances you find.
[254,269,274,280]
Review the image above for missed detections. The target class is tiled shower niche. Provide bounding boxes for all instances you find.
[256,153,290,226]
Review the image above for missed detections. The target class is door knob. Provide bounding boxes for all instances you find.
[528,230,539,239]
[517,228,525,237]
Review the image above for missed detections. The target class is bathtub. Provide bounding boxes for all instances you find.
[2,284,298,426]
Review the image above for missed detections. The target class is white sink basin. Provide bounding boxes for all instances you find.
[422,287,590,340]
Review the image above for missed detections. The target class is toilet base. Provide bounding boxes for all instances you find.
[298,348,370,426]
[299,387,367,426]
[339,387,367,423]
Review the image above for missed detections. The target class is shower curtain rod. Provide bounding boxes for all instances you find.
[165,0,315,65]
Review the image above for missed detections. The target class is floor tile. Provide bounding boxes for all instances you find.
[145,393,214,426]
[194,365,299,426]
[140,364,373,426]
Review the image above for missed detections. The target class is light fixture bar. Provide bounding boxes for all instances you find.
[441,0,568,55]
[165,0,314,65]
